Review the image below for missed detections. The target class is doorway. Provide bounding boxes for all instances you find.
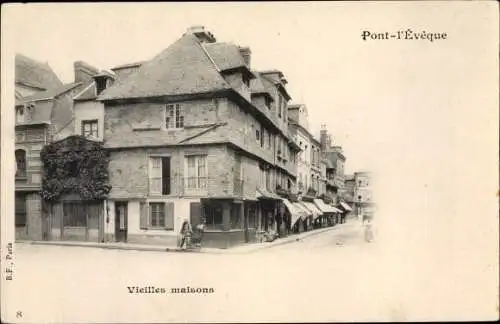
[115,202,128,242]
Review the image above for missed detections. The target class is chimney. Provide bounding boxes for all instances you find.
[74,61,100,84]
[326,135,332,150]
[185,26,216,43]
[238,46,251,67]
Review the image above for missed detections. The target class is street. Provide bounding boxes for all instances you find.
[3,220,485,323]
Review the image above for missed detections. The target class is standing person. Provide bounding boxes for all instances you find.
[195,217,206,247]
[179,220,193,250]
[275,212,282,237]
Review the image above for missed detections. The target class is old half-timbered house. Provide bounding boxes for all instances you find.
[97,26,300,248]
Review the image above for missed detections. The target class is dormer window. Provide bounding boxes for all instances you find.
[165,104,184,129]
[16,107,25,123]
[95,77,107,95]
[264,96,272,110]
[242,73,251,88]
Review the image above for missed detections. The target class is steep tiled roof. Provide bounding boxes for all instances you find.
[98,34,232,101]
[250,72,274,99]
[15,54,63,90]
[22,82,81,102]
[204,42,247,71]
[73,82,97,101]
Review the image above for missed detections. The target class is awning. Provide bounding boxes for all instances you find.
[256,188,282,201]
[283,199,306,226]
[330,205,343,213]
[313,199,339,214]
[300,201,323,220]
[339,202,353,212]
[293,202,312,220]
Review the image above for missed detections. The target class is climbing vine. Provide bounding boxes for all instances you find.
[40,135,111,202]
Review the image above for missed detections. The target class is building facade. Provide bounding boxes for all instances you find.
[353,171,373,217]
[96,26,300,248]
[14,55,94,241]
[320,126,346,203]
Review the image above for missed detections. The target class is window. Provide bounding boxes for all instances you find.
[230,204,242,229]
[95,77,107,95]
[149,157,171,195]
[265,169,271,191]
[255,129,260,142]
[16,107,25,123]
[204,202,223,229]
[265,96,272,110]
[278,95,282,117]
[261,129,266,148]
[185,155,207,189]
[165,104,184,129]
[268,133,272,149]
[15,149,26,177]
[82,120,98,138]
[242,73,251,88]
[149,202,165,228]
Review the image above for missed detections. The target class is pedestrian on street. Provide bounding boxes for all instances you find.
[179,220,193,250]
[194,217,206,247]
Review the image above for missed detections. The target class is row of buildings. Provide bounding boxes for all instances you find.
[14,26,372,248]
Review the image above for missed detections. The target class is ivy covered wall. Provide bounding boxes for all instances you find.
[40,135,111,202]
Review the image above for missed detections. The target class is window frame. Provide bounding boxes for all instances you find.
[81,119,99,138]
[149,202,166,228]
[15,149,27,177]
[185,155,208,189]
[164,104,185,130]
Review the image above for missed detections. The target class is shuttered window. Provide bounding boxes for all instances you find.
[141,202,174,231]
[149,157,162,195]
[149,203,165,228]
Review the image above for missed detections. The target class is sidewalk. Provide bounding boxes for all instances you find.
[18,221,355,254]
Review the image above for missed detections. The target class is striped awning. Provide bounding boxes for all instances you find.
[339,202,353,212]
[300,201,323,220]
[293,202,311,220]
[313,199,339,214]
[283,199,306,226]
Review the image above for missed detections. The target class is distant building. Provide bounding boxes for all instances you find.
[353,171,373,217]
[288,104,322,196]
[319,125,346,203]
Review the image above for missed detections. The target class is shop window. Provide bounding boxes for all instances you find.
[204,203,223,229]
[230,204,242,229]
